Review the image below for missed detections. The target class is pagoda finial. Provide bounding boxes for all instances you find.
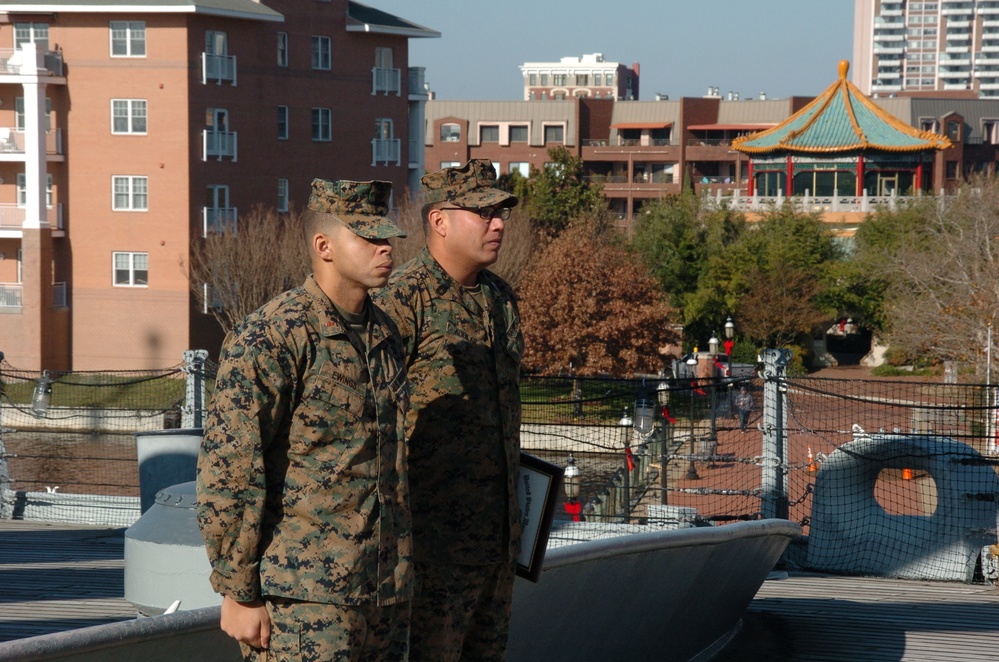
[838,60,849,80]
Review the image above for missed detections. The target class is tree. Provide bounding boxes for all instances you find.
[186,205,309,332]
[631,193,746,342]
[866,176,999,371]
[525,146,604,237]
[517,221,678,376]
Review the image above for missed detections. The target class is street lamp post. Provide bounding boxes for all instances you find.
[685,354,700,480]
[619,407,632,519]
[563,454,582,521]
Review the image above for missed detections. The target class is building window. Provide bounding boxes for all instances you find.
[983,119,999,144]
[312,108,331,141]
[510,162,530,178]
[544,125,564,143]
[278,178,289,212]
[16,173,53,206]
[594,73,602,86]
[945,160,959,178]
[113,252,148,287]
[540,73,549,85]
[529,73,537,86]
[15,23,49,50]
[552,74,567,86]
[440,123,461,142]
[440,161,461,169]
[553,92,566,100]
[575,74,589,86]
[277,106,289,140]
[112,176,148,211]
[311,36,331,70]
[15,97,52,131]
[947,121,962,141]
[509,125,528,143]
[110,21,145,57]
[277,32,288,67]
[111,99,147,134]
[480,125,499,142]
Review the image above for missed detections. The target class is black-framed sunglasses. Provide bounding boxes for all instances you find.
[440,206,512,221]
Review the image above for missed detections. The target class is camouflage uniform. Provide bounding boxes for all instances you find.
[197,179,412,661]
[374,160,523,661]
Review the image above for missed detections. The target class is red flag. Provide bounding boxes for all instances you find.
[625,446,635,472]
[661,405,677,425]
[692,380,706,396]
[713,356,730,377]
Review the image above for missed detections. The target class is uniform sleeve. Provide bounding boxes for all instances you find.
[196,320,295,601]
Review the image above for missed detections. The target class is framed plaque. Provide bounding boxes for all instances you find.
[516,452,564,583]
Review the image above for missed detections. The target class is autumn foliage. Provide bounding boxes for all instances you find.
[517,221,679,376]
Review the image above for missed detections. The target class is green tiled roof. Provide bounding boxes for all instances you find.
[732,61,951,154]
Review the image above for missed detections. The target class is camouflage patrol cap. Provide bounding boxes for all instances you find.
[307,179,406,239]
[421,159,519,209]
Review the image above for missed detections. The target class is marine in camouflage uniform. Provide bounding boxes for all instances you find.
[197,179,413,662]
[374,160,523,661]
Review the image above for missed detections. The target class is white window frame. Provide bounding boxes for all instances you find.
[312,107,331,142]
[311,36,331,70]
[277,106,289,140]
[113,251,148,287]
[16,173,53,206]
[277,178,289,212]
[111,99,147,135]
[440,123,461,142]
[15,97,52,131]
[543,123,566,144]
[509,162,530,178]
[277,32,288,67]
[110,21,146,57]
[440,161,461,169]
[15,23,48,50]
[112,176,148,211]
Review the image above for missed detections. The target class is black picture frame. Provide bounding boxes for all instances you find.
[516,452,564,583]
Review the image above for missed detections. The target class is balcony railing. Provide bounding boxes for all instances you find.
[203,130,237,161]
[202,53,236,85]
[0,48,63,76]
[0,283,22,307]
[371,138,401,166]
[0,282,65,307]
[203,207,237,236]
[372,66,401,96]
[0,129,64,156]
[0,203,64,230]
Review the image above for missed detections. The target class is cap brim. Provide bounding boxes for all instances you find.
[334,213,408,239]
[451,187,519,209]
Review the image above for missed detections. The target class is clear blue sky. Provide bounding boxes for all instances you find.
[370,1,855,101]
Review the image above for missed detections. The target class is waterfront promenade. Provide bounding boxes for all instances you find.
[3,520,999,660]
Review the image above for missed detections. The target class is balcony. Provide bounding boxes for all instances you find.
[202,130,237,161]
[0,48,63,77]
[0,203,64,235]
[371,138,401,166]
[0,282,66,308]
[203,207,237,236]
[202,53,236,85]
[372,67,401,96]
[0,128,64,157]
[874,45,904,55]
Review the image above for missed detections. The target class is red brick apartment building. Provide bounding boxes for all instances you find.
[0,0,437,371]
[425,92,999,224]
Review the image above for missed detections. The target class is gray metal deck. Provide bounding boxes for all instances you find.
[3,520,999,660]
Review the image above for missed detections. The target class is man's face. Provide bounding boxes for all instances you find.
[332,223,395,291]
[439,204,507,271]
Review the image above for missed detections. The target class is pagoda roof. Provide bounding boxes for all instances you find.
[732,61,952,155]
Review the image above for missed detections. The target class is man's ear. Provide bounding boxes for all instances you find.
[312,230,334,261]
[427,207,448,239]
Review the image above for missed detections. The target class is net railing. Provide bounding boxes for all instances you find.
[3,355,999,582]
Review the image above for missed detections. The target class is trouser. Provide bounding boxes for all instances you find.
[240,597,410,662]
[409,561,515,662]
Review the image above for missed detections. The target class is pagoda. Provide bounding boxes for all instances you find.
[732,61,952,197]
